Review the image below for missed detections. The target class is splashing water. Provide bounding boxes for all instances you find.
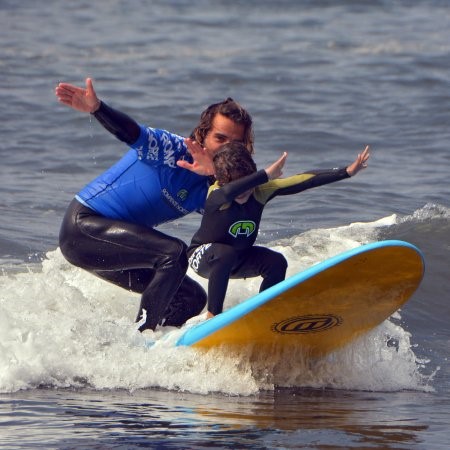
[1,208,441,395]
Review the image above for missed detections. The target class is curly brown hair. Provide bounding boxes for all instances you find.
[213,141,257,186]
[190,98,254,154]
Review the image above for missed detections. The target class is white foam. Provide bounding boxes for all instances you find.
[400,203,450,222]
[0,214,433,395]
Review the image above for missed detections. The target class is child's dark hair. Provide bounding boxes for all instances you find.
[213,141,257,186]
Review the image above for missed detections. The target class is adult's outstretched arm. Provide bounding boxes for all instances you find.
[55,77,140,145]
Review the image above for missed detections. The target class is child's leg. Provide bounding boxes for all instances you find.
[231,246,288,291]
[189,243,239,315]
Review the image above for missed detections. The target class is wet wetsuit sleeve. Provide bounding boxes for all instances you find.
[207,170,269,209]
[92,101,141,145]
[255,167,350,204]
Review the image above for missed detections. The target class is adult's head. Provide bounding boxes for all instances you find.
[213,141,257,186]
[191,98,254,155]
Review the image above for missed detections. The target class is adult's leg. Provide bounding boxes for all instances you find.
[162,275,207,326]
[93,268,153,294]
[59,199,189,330]
[94,269,207,327]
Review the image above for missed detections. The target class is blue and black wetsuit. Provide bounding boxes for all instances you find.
[187,167,350,316]
[59,102,207,331]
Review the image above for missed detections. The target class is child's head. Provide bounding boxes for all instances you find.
[213,141,257,186]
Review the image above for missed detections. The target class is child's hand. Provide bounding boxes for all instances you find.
[346,145,370,176]
[265,152,288,180]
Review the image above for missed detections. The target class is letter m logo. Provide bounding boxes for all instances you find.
[228,221,256,238]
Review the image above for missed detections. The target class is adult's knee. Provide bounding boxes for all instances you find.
[58,227,83,268]
[162,276,207,327]
[160,238,188,271]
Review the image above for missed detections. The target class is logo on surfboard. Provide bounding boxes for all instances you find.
[272,314,342,334]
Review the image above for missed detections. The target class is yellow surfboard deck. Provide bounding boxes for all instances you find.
[176,241,424,357]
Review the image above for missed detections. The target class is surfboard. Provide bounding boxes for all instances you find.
[176,240,424,356]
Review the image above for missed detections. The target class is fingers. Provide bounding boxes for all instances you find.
[182,138,214,175]
[55,83,78,94]
[55,82,82,105]
[356,146,370,165]
[55,82,85,98]
[278,151,288,167]
[55,88,76,107]
[346,145,371,177]
[277,151,288,167]
[176,160,192,170]
[272,152,287,170]
[185,137,197,150]
[360,145,370,167]
[55,79,95,99]
[265,151,288,180]
[86,77,95,96]
[276,151,287,176]
[184,137,206,155]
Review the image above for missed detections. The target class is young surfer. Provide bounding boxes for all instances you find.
[55,78,254,332]
[187,142,370,319]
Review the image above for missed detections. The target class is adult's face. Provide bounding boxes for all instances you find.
[203,113,245,156]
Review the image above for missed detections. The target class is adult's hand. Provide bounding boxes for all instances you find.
[55,77,101,114]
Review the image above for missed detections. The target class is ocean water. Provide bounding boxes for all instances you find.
[1,0,449,448]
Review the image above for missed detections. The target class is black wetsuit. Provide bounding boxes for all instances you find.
[187,167,349,315]
[59,102,207,331]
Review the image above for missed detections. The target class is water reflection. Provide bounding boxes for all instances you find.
[0,387,433,449]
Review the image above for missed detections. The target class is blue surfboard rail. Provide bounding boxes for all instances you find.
[176,240,424,347]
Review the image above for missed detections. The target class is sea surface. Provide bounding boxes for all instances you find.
[1,0,449,448]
